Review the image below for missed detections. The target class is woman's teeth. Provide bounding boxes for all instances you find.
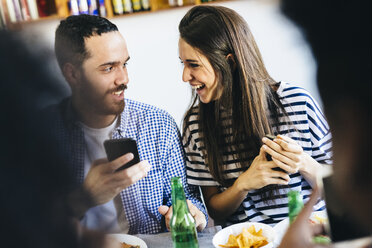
[192,84,205,90]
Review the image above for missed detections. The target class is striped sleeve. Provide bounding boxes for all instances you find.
[280,83,333,164]
[183,110,220,186]
[280,83,332,209]
[305,96,333,164]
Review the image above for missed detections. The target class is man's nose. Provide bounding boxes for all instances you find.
[115,66,129,85]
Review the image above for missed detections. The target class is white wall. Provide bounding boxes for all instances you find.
[21,0,319,127]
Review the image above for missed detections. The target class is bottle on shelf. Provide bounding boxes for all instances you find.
[97,0,106,16]
[69,0,79,15]
[170,177,199,248]
[87,0,98,15]
[168,0,183,7]
[112,0,124,14]
[122,0,132,13]
[78,0,89,14]
[36,0,56,17]
[140,0,150,11]
[131,0,141,12]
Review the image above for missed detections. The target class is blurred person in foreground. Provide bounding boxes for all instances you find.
[0,31,120,248]
[49,14,207,234]
[278,0,371,247]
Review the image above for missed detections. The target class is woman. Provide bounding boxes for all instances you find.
[179,5,332,226]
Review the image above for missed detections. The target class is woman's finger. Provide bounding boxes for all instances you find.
[263,145,299,170]
[270,169,291,182]
[268,177,290,186]
[272,157,298,174]
[277,135,299,145]
[275,138,303,153]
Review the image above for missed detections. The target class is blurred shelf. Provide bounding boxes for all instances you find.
[1,0,235,30]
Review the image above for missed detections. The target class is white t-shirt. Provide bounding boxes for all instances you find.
[79,118,129,233]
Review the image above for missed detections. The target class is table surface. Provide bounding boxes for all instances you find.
[135,226,222,248]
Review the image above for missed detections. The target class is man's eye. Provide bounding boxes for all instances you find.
[123,62,128,68]
[103,66,113,72]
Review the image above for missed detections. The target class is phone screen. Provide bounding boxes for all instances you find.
[322,175,370,242]
[104,138,140,171]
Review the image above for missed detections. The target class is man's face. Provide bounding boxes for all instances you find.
[75,31,129,116]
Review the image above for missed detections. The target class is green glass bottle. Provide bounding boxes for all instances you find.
[288,190,304,224]
[170,177,199,248]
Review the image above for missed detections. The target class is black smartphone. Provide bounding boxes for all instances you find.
[265,134,276,141]
[103,138,140,171]
[264,134,286,173]
[322,175,370,242]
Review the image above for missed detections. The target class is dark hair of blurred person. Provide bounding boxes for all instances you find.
[281,0,370,230]
[0,30,117,248]
[278,0,371,247]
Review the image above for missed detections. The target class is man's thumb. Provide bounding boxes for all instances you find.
[158,205,169,216]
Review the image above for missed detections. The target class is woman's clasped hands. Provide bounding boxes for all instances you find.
[234,145,291,192]
[261,135,321,187]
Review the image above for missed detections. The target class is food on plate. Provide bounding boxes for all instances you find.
[121,242,140,248]
[219,225,268,248]
[309,213,327,225]
[309,212,331,245]
[313,235,331,245]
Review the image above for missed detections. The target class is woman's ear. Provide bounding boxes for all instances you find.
[62,62,80,87]
[226,53,236,70]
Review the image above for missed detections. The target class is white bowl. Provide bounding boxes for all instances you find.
[212,222,276,248]
[109,234,147,248]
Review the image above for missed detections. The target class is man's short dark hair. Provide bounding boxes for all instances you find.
[55,14,118,68]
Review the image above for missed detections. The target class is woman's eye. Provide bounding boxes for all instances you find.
[123,62,128,68]
[190,63,199,68]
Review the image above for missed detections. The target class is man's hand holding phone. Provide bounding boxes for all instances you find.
[83,153,151,206]
[68,139,151,218]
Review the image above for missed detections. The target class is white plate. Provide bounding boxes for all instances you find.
[273,210,328,247]
[212,222,277,248]
[109,234,147,248]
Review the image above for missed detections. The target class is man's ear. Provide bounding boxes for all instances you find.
[62,62,80,87]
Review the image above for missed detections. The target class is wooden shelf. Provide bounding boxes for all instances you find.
[1,0,233,29]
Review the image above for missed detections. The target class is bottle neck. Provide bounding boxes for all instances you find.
[171,178,188,210]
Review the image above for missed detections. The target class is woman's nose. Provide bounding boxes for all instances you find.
[182,66,192,83]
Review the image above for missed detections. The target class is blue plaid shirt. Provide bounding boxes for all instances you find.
[48,98,207,234]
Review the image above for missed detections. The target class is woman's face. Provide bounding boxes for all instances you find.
[179,38,219,103]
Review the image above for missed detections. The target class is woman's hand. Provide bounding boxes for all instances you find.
[262,135,321,186]
[234,147,290,192]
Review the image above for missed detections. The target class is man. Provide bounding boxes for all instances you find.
[50,14,207,234]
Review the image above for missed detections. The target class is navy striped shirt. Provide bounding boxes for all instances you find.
[183,82,332,226]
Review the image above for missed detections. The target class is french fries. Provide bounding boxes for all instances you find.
[219,225,268,248]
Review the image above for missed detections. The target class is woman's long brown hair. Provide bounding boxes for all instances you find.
[180,6,289,201]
